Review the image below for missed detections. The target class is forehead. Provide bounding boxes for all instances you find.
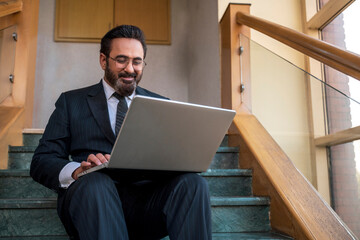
[109,38,144,58]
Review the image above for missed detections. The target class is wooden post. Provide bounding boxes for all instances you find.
[220,4,251,114]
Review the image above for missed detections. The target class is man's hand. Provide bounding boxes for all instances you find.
[72,153,111,180]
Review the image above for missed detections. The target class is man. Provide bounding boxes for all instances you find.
[30,25,212,240]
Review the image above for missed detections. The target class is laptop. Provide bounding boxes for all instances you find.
[78,95,235,177]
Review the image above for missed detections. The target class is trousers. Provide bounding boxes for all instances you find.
[57,171,212,240]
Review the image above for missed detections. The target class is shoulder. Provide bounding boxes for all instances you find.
[63,81,102,98]
[54,81,103,107]
[135,86,169,100]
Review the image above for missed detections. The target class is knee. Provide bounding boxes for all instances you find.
[69,172,117,200]
[175,173,209,196]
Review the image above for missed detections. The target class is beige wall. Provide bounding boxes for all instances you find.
[33,0,220,127]
[219,1,314,182]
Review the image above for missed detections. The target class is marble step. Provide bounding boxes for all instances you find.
[21,132,234,148]
[22,130,43,147]
[0,197,270,237]
[7,146,36,170]
[161,231,293,240]
[0,169,252,199]
[0,199,67,237]
[212,232,293,239]
[7,146,239,170]
[0,232,292,240]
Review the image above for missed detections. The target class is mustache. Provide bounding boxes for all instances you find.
[118,72,137,78]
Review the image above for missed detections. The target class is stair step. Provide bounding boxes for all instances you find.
[0,169,251,198]
[22,129,43,147]
[211,196,270,233]
[0,199,66,237]
[8,146,36,170]
[0,236,69,240]
[210,147,239,169]
[0,196,270,237]
[7,146,239,170]
[21,132,233,148]
[0,170,56,198]
[212,232,293,239]
[201,169,252,196]
[0,232,292,240]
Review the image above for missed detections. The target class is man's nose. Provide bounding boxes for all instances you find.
[123,61,135,73]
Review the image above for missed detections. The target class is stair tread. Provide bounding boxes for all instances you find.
[212,232,292,239]
[217,146,239,152]
[8,145,238,153]
[0,232,292,240]
[0,169,30,176]
[211,196,270,206]
[202,169,252,176]
[0,168,252,177]
[0,236,68,240]
[0,196,269,209]
[8,146,37,153]
[0,198,57,209]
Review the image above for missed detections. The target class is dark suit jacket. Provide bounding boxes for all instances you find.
[30,81,168,192]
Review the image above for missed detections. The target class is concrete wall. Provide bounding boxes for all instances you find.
[33,0,220,127]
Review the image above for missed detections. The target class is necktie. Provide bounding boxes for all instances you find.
[113,92,128,136]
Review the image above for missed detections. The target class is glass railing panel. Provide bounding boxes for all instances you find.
[240,34,313,182]
[239,33,360,238]
[0,25,17,103]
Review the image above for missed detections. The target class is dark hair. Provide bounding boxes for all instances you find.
[100,25,147,58]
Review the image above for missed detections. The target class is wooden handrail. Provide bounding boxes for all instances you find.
[307,0,354,29]
[0,0,22,18]
[315,125,360,147]
[0,106,23,138]
[233,113,356,239]
[236,11,360,81]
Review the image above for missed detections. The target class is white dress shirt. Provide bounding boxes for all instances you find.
[58,79,134,188]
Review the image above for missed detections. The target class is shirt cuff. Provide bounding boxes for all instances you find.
[59,162,81,188]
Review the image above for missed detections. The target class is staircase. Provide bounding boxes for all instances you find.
[0,131,292,239]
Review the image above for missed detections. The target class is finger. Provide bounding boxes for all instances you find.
[96,153,108,164]
[104,154,111,161]
[87,154,102,166]
[80,161,92,169]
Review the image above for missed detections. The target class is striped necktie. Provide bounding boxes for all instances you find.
[113,92,128,136]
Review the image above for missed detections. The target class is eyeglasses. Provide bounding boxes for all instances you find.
[108,56,146,71]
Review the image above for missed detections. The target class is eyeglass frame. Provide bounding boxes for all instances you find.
[107,55,147,71]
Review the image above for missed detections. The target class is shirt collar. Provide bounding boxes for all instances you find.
[102,79,135,101]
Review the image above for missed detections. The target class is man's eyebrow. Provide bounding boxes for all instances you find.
[115,54,143,60]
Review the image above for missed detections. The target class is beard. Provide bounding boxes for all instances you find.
[104,63,143,97]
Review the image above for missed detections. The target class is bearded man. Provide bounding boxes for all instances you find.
[30,25,212,240]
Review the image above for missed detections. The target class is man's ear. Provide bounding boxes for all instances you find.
[100,53,107,70]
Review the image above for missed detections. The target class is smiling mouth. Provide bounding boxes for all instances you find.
[120,77,134,84]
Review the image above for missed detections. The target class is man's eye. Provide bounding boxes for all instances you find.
[133,61,143,66]
[116,58,128,64]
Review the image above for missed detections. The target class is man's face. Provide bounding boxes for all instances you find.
[100,38,145,96]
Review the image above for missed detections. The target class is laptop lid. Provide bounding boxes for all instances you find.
[108,95,235,172]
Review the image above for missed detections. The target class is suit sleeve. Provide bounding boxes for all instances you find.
[30,93,72,192]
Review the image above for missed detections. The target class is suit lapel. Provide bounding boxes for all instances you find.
[87,82,116,144]
[135,87,147,96]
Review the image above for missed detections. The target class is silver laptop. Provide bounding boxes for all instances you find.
[78,95,235,177]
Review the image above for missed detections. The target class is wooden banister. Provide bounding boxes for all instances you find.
[233,113,357,239]
[0,0,22,18]
[315,125,360,147]
[236,11,360,81]
[0,106,24,169]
